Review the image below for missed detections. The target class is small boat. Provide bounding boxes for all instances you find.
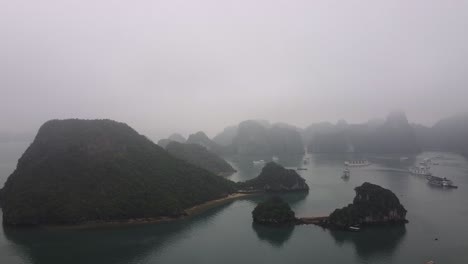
[342,168,350,178]
[427,176,458,188]
[409,166,432,176]
[296,167,307,171]
[272,156,279,162]
[344,160,371,167]
[253,160,265,166]
[400,156,409,161]
[349,226,360,232]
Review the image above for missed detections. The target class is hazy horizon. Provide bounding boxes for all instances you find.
[2,0,468,139]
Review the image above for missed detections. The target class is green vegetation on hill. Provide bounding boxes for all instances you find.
[328,182,407,228]
[1,119,236,226]
[240,162,309,192]
[252,196,296,225]
[166,142,236,176]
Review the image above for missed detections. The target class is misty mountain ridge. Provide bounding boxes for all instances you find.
[153,112,468,156]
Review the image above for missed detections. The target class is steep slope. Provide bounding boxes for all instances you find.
[166,142,236,176]
[1,119,236,226]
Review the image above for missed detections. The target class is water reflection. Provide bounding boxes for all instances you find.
[329,226,406,260]
[251,223,295,247]
[2,202,234,264]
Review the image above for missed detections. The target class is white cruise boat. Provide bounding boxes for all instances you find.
[253,160,265,166]
[409,166,432,176]
[344,160,371,167]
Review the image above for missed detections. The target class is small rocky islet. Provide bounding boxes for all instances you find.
[239,162,309,192]
[252,182,408,230]
[252,196,296,225]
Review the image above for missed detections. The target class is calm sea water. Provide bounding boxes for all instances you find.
[1,141,468,264]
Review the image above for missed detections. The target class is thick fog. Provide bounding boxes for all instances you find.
[1,0,468,139]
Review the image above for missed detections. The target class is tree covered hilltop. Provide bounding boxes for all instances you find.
[0,119,236,226]
[252,196,296,225]
[327,182,407,229]
[239,162,309,192]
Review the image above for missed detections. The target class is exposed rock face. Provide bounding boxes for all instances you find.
[328,182,407,228]
[252,196,296,225]
[165,142,236,176]
[1,119,236,226]
[241,162,309,192]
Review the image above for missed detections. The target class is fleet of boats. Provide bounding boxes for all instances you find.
[409,157,457,189]
[256,155,457,190]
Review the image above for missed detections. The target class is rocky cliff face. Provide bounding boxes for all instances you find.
[240,162,309,192]
[328,182,407,228]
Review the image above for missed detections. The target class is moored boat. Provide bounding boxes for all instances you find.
[253,160,265,166]
[344,160,371,167]
[409,166,432,176]
[342,168,350,178]
[427,176,458,188]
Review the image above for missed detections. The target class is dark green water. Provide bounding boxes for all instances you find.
[1,142,468,264]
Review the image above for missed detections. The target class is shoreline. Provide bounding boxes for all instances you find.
[43,192,262,230]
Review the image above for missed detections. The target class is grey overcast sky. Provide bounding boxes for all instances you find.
[1,0,468,139]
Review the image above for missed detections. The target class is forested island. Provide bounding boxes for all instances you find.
[0,119,237,226]
[239,162,309,192]
[0,119,312,227]
[252,196,296,225]
[326,182,408,229]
